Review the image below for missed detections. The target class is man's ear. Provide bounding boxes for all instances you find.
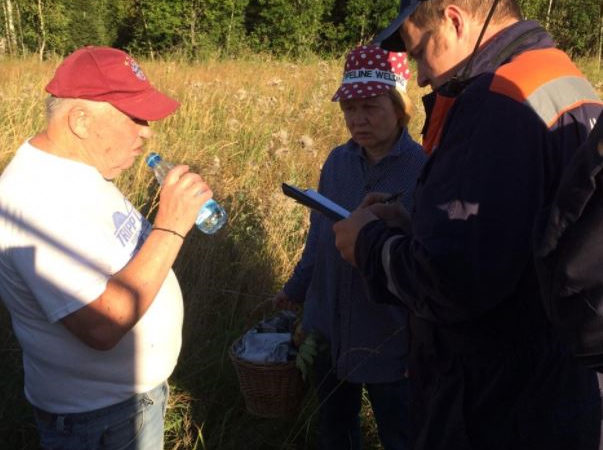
[443,5,466,40]
[67,106,90,139]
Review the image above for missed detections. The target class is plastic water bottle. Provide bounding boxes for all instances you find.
[145,152,227,234]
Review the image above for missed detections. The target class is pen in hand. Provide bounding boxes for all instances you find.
[383,191,404,204]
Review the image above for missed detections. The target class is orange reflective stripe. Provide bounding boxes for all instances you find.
[490,48,584,103]
[423,94,456,155]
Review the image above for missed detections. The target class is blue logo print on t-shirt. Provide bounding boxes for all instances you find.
[112,199,151,255]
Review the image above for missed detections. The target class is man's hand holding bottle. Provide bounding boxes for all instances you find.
[155,164,212,238]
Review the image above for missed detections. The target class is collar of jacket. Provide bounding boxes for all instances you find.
[440,20,554,97]
[419,20,555,151]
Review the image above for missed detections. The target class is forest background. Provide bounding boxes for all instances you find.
[0,0,601,449]
[0,0,601,59]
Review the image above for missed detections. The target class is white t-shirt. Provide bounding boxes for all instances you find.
[0,141,183,413]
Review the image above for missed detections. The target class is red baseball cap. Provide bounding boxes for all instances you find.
[45,46,179,121]
[332,44,411,102]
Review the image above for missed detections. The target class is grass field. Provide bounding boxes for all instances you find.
[0,54,600,449]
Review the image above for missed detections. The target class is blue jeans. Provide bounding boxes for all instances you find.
[314,352,410,450]
[33,381,169,450]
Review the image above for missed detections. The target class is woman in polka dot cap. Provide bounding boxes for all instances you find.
[274,44,425,449]
[332,44,414,151]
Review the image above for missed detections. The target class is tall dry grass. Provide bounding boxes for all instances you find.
[0,53,420,450]
[0,54,599,449]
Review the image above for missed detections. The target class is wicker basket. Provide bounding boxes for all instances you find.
[229,337,305,418]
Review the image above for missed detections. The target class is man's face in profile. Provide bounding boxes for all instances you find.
[401,9,474,89]
[87,103,153,180]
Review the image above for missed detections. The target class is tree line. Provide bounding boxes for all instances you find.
[1,0,601,59]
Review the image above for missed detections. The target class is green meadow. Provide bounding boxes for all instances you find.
[0,55,600,449]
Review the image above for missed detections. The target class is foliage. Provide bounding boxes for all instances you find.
[65,0,107,51]
[546,0,599,57]
[246,0,335,57]
[322,0,400,54]
[518,0,600,57]
[195,0,250,55]
[0,0,600,59]
[121,0,187,56]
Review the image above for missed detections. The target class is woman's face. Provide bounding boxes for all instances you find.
[340,93,402,156]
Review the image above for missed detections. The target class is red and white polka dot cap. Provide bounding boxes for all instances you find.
[332,44,411,102]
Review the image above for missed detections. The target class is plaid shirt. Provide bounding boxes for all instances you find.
[284,129,426,383]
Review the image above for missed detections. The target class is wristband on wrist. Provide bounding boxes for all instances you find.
[152,227,185,240]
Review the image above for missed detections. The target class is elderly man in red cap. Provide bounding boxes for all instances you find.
[333,1,602,449]
[0,46,213,449]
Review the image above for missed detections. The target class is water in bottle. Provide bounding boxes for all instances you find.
[145,152,227,234]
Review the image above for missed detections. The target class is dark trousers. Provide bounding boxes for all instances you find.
[409,341,601,450]
[314,351,410,450]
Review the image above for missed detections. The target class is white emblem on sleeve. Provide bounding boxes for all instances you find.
[437,200,480,220]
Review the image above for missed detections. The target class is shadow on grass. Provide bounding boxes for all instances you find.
[163,192,319,449]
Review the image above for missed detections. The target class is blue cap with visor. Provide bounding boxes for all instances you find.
[373,0,429,51]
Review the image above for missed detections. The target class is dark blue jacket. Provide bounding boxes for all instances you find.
[356,21,602,450]
[538,111,603,369]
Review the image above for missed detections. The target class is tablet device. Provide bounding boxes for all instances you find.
[282,183,350,221]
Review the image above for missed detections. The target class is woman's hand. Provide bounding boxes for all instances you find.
[272,290,301,311]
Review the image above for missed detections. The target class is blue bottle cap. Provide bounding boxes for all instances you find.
[146,152,161,168]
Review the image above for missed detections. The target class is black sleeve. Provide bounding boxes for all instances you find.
[356,89,553,325]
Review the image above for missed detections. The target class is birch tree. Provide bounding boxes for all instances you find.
[4,0,17,55]
[36,0,45,59]
[545,0,553,29]
[599,1,602,73]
